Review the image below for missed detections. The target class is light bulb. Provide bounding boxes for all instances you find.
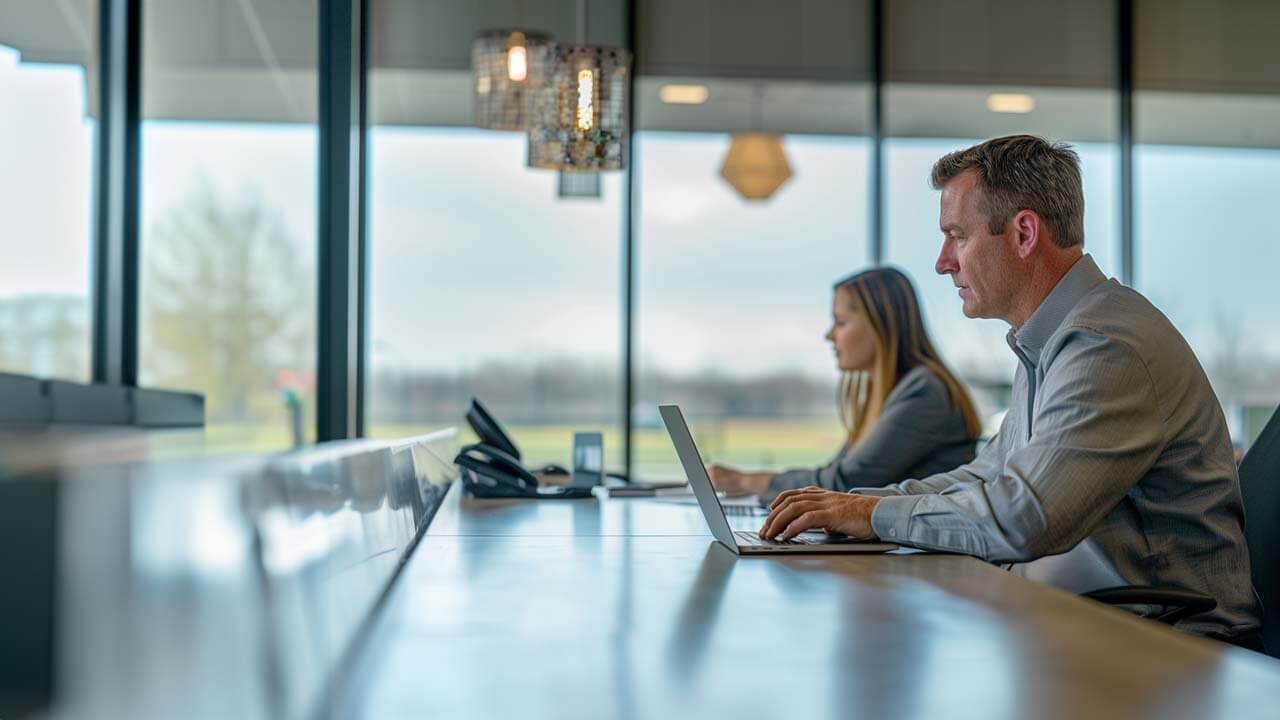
[576,69,595,132]
[507,45,528,82]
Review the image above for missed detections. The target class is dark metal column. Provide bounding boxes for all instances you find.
[622,0,638,480]
[1119,0,1135,285]
[356,0,369,437]
[317,0,366,441]
[869,0,885,265]
[92,0,142,386]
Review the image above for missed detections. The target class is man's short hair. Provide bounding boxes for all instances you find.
[930,135,1084,249]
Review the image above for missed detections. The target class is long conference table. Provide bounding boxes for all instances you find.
[337,485,1280,719]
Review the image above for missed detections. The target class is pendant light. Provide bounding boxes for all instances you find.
[472,29,552,131]
[526,0,632,172]
[720,84,793,201]
[721,134,794,201]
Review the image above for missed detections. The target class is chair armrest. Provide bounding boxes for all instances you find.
[1083,586,1217,625]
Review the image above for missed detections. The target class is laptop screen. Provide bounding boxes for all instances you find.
[659,405,738,548]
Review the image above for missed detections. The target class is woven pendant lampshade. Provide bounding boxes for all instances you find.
[526,43,632,171]
[472,29,551,130]
[720,133,793,201]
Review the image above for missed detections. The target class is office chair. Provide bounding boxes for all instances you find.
[1083,405,1278,657]
[1238,405,1279,656]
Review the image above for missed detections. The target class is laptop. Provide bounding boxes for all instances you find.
[659,404,898,556]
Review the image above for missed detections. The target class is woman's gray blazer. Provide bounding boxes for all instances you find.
[766,366,976,502]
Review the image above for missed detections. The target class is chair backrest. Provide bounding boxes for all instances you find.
[1239,405,1280,657]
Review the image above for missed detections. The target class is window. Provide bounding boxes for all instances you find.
[139,0,318,452]
[883,0,1120,431]
[1136,145,1280,450]
[633,0,873,481]
[634,133,870,480]
[1135,0,1280,450]
[0,3,97,380]
[364,1,627,470]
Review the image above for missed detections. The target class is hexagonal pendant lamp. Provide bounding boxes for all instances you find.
[720,85,793,201]
[720,133,793,200]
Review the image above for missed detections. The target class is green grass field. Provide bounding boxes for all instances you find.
[183,418,846,482]
[368,419,845,481]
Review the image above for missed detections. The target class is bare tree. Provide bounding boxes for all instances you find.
[143,183,313,423]
[1207,307,1250,407]
[0,294,89,380]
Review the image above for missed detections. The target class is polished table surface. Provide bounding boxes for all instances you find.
[339,486,1280,719]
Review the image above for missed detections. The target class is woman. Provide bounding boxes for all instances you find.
[709,267,980,501]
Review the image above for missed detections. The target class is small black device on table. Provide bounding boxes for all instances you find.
[455,398,594,499]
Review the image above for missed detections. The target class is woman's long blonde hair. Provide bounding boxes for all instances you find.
[835,267,981,445]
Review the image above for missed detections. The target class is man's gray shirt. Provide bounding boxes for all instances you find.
[862,255,1261,637]
[766,366,975,503]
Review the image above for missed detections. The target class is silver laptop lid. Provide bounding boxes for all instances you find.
[659,405,738,549]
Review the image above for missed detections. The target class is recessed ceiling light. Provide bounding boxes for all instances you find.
[986,93,1036,113]
[660,84,710,105]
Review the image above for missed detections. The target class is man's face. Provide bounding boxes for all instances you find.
[934,170,1017,321]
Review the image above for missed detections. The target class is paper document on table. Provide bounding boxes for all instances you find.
[652,485,695,498]
[652,489,763,507]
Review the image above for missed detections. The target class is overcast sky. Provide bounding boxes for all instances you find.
[4,45,1279,388]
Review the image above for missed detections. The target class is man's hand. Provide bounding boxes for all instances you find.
[759,487,882,541]
[707,464,772,496]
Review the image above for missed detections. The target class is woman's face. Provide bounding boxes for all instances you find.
[825,287,878,372]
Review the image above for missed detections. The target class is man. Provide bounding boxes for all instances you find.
[760,135,1261,641]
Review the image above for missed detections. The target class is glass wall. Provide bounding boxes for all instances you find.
[364,1,627,471]
[0,2,97,380]
[27,0,1273,465]
[633,0,873,480]
[138,0,318,452]
[883,0,1121,433]
[1135,0,1280,451]
[195,0,1275,467]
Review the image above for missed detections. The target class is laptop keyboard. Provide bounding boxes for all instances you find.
[734,531,822,547]
[722,504,769,517]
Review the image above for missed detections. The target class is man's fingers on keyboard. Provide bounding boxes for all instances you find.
[769,485,824,509]
[782,510,829,541]
[762,499,821,540]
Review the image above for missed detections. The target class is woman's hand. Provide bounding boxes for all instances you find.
[707,464,773,496]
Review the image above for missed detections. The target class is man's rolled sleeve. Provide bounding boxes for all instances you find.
[850,486,905,498]
[870,493,924,541]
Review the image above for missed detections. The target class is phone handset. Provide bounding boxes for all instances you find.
[455,442,539,497]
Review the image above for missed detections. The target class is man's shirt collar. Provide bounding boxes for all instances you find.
[1006,254,1108,367]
